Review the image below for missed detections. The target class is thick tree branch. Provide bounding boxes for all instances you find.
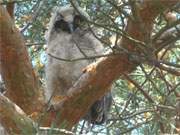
[0,94,36,134]
[0,94,75,134]
[50,54,135,129]
[6,1,14,19]
[0,6,44,114]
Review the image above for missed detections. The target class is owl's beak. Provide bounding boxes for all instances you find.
[68,22,74,33]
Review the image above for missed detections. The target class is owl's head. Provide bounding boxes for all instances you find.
[50,5,89,34]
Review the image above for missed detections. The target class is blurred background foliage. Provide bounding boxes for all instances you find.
[1,0,180,134]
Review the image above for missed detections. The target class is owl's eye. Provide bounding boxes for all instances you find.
[73,15,85,30]
[54,20,70,32]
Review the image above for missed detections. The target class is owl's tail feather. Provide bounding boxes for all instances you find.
[85,92,112,125]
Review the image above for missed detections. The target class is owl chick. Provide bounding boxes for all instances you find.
[45,5,112,125]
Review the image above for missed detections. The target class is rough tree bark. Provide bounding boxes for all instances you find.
[0,5,45,133]
[0,5,44,114]
[0,0,179,133]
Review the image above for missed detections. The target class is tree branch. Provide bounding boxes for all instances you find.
[0,94,36,134]
[0,5,44,114]
[6,1,14,19]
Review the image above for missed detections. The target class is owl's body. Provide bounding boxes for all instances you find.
[46,30,104,98]
[45,5,112,124]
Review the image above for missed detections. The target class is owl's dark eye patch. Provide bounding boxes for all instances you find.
[73,15,85,30]
[54,15,85,33]
[54,20,71,33]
